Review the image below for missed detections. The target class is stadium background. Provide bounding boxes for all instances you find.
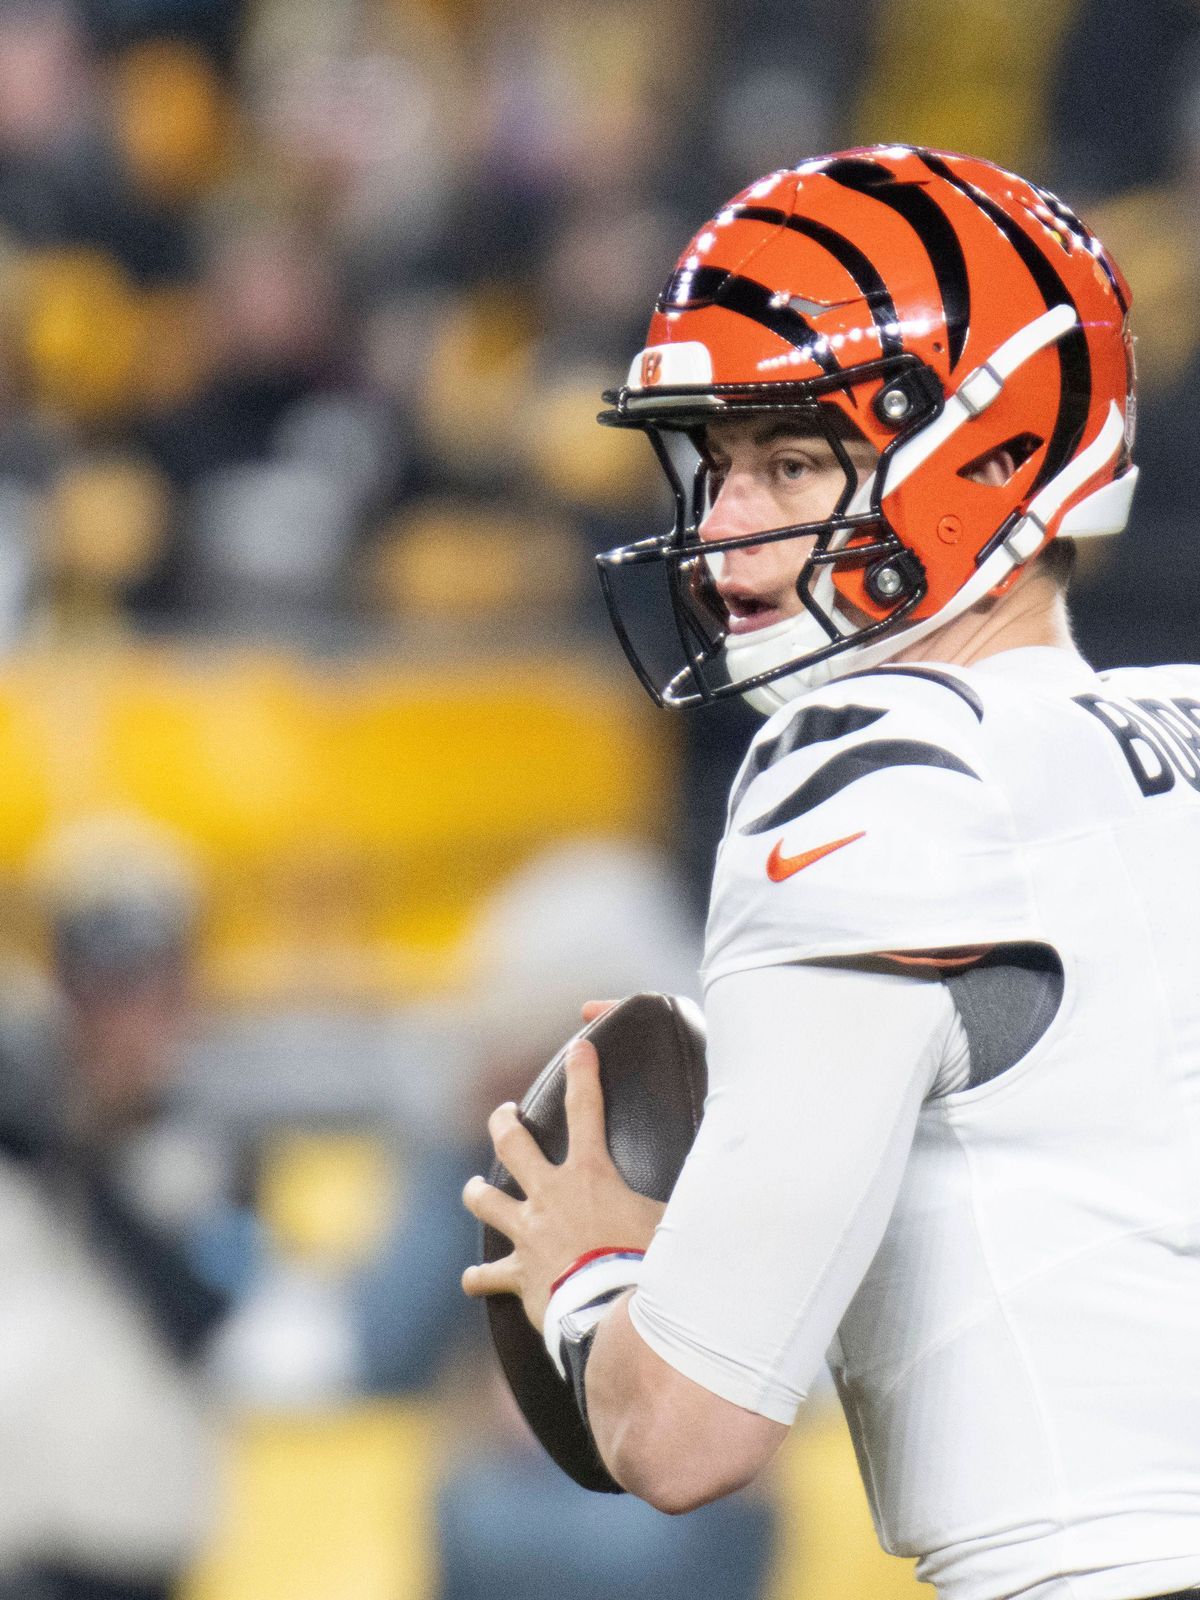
[0,0,1196,1597]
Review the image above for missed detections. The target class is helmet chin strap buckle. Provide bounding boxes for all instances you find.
[956,362,1004,417]
[1003,512,1048,563]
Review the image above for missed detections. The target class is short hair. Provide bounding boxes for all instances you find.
[1036,537,1076,589]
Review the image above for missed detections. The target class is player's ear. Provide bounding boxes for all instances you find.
[959,432,1042,488]
[963,446,1017,488]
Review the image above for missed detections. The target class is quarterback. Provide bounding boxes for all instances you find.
[462,147,1200,1600]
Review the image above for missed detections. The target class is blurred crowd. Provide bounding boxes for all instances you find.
[0,0,1199,1597]
[0,0,1195,660]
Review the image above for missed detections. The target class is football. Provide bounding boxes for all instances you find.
[481,991,708,1492]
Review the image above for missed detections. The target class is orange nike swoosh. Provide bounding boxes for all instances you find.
[766,830,866,882]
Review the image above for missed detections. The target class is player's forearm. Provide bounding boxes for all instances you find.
[585,960,954,1511]
[586,1295,784,1513]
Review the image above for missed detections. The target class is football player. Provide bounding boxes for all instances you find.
[463,147,1200,1600]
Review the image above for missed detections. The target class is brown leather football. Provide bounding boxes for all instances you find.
[481,991,707,1492]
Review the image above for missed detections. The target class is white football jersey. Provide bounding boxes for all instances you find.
[703,645,1200,1600]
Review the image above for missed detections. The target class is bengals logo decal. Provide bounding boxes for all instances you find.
[639,350,663,387]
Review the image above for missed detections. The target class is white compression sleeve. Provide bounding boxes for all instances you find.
[628,960,961,1424]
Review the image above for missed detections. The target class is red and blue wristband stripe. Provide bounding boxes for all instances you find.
[550,1247,646,1298]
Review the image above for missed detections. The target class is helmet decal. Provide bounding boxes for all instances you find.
[725,204,905,358]
[919,151,1092,498]
[659,265,844,376]
[640,351,663,386]
[820,158,971,366]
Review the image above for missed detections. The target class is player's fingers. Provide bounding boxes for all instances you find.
[462,1254,519,1298]
[564,1038,610,1163]
[486,1102,545,1187]
[581,999,619,1023]
[461,1174,521,1237]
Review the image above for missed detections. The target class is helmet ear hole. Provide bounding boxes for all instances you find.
[958,432,1043,486]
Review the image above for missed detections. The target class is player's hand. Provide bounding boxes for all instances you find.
[580,999,618,1023]
[461,1039,664,1332]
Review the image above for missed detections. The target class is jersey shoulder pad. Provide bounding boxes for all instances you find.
[703,666,1044,985]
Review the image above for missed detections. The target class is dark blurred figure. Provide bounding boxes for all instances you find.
[1059,30,1200,671]
[352,838,703,1395]
[1048,0,1200,202]
[0,816,230,1600]
[0,2,196,284]
[135,218,362,629]
[76,0,246,69]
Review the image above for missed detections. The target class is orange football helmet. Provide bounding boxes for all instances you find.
[597,146,1137,711]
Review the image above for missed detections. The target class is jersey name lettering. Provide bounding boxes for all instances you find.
[1074,692,1200,797]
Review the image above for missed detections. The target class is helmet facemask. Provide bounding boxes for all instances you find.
[596,359,940,711]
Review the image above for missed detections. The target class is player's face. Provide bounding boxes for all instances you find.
[699,417,880,635]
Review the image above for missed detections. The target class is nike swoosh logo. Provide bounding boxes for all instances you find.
[766,830,866,881]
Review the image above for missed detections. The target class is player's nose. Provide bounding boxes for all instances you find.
[698,469,767,546]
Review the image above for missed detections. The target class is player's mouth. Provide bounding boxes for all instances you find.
[719,587,794,635]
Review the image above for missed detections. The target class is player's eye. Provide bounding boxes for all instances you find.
[774,455,811,483]
[705,464,728,504]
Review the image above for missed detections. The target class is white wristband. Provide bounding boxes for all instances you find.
[542,1250,644,1379]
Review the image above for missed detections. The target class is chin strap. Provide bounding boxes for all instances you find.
[726,398,1134,716]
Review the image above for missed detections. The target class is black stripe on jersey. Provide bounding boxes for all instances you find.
[729,703,887,818]
[820,157,970,367]
[730,206,903,357]
[836,664,985,720]
[917,151,1092,499]
[657,265,841,376]
[739,738,980,834]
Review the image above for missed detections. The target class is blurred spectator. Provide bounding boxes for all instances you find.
[30,452,170,641]
[209,838,704,1407]
[334,839,776,1600]
[0,814,230,1600]
[0,4,101,248]
[342,836,700,1388]
[435,834,703,1119]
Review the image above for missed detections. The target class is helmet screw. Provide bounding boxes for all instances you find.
[872,565,903,599]
[880,387,911,422]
